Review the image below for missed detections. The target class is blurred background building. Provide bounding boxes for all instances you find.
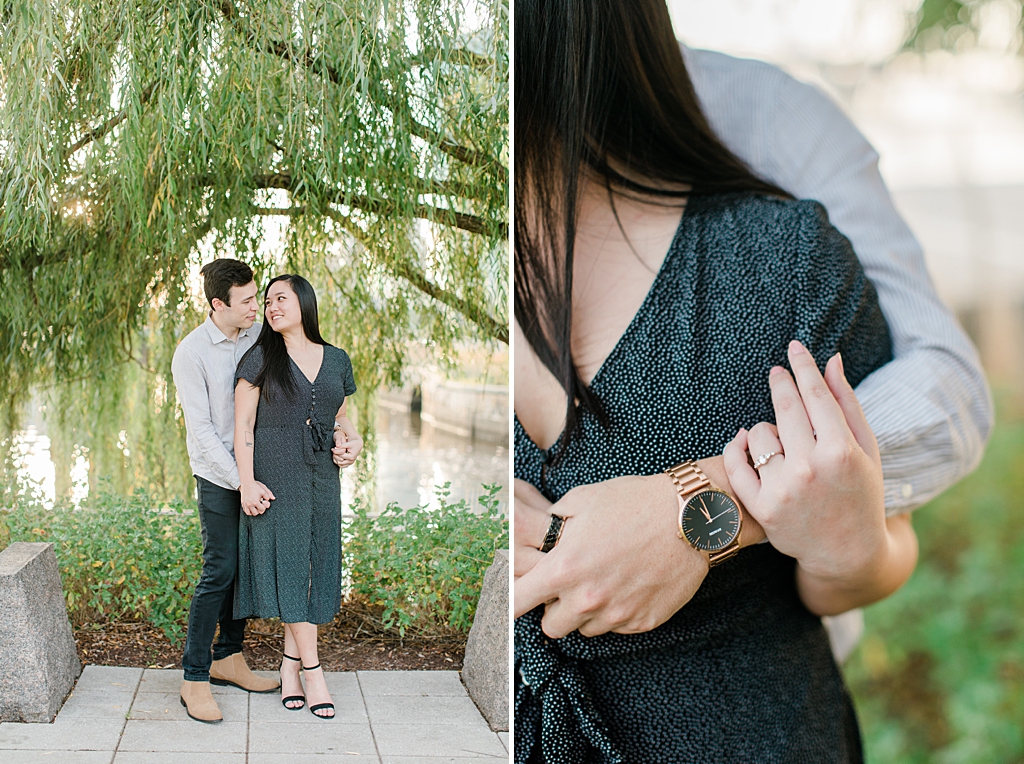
[670,0,1024,389]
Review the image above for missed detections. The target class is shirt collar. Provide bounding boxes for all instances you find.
[203,314,257,345]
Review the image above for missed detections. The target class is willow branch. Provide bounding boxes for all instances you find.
[406,120,506,182]
[252,204,507,344]
[415,47,494,70]
[66,82,159,157]
[218,0,506,179]
[0,209,214,273]
[251,172,505,238]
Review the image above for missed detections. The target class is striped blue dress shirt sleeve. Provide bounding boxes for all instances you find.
[684,45,994,514]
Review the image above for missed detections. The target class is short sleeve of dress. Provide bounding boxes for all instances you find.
[789,200,893,389]
[235,345,264,387]
[337,348,357,397]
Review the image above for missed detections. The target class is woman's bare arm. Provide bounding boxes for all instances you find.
[797,514,917,616]
[234,380,268,516]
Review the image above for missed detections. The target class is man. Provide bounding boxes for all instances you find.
[171,259,361,723]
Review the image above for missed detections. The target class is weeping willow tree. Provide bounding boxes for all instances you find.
[0,0,508,502]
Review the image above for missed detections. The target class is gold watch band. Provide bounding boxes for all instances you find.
[665,460,711,497]
[665,460,741,567]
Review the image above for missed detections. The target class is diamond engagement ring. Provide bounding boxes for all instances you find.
[540,513,566,553]
[752,451,781,470]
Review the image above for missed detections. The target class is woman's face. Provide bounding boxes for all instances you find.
[264,280,302,334]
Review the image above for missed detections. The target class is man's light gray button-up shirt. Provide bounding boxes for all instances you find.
[171,315,261,491]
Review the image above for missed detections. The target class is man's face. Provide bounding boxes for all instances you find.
[213,281,259,330]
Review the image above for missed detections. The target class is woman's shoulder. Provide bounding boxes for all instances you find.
[692,192,828,231]
[238,343,265,366]
[235,343,264,383]
[324,344,355,374]
[323,344,351,362]
[689,193,842,264]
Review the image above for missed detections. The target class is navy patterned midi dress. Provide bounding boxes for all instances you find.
[514,193,894,763]
[233,344,357,625]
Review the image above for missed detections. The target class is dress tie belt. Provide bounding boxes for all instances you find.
[515,609,625,764]
[302,416,334,466]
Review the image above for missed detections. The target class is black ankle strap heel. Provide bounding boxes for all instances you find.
[280,654,305,710]
[301,664,335,719]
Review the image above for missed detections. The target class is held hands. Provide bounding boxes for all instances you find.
[512,339,917,637]
[332,426,363,468]
[241,481,276,516]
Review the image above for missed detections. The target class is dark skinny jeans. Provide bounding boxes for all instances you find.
[181,476,246,682]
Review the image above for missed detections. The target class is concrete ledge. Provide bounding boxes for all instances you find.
[0,542,81,722]
[461,549,508,731]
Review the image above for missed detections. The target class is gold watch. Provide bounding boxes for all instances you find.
[664,461,742,567]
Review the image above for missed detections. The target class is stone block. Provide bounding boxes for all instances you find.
[0,542,81,722]
[461,549,508,731]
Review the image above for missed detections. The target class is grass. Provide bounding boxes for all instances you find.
[847,398,1024,763]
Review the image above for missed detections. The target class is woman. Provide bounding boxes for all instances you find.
[513,1,918,761]
[233,274,359,719]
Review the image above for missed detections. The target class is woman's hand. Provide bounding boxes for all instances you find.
[241,480,275,516]
[331,430,363,467]
[332,403,362,468]
[513,479,554,579]
[723,341,917,615]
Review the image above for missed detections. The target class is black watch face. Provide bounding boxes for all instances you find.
[680,491,741,551]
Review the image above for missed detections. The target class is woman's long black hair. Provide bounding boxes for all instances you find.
[251,274,327,400]
[515,0,792,452]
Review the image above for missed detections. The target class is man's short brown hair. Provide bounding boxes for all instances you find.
[199,259,254,307]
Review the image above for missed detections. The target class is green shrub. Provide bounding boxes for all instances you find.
[0,482,508,645]
[343,484,509,637]
[2,488,201,645]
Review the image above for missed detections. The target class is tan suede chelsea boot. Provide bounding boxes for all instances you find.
[179,680,223,723]
[210,652,280,693]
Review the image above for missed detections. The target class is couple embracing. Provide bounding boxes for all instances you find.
[171,259,361,723]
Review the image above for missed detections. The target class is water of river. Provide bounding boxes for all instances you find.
[11,406,508,516]
[344,404,509,517]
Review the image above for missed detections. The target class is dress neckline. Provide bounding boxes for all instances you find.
[288,345,325,386]
[515,195,702,455]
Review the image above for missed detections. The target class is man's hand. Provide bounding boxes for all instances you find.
[514,474,711,639]
[241,481,276,516]
[332,426,363,468]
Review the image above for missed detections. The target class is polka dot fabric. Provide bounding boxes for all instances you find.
[233,344,357,625]
[514,193,892,763]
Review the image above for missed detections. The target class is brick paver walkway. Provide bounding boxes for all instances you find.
[0,666,508,763]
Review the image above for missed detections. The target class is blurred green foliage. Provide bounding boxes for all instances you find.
[0,482,507,645]
[847,401,1024,763]
[344,483,509,636]
[907,0,1023,53]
